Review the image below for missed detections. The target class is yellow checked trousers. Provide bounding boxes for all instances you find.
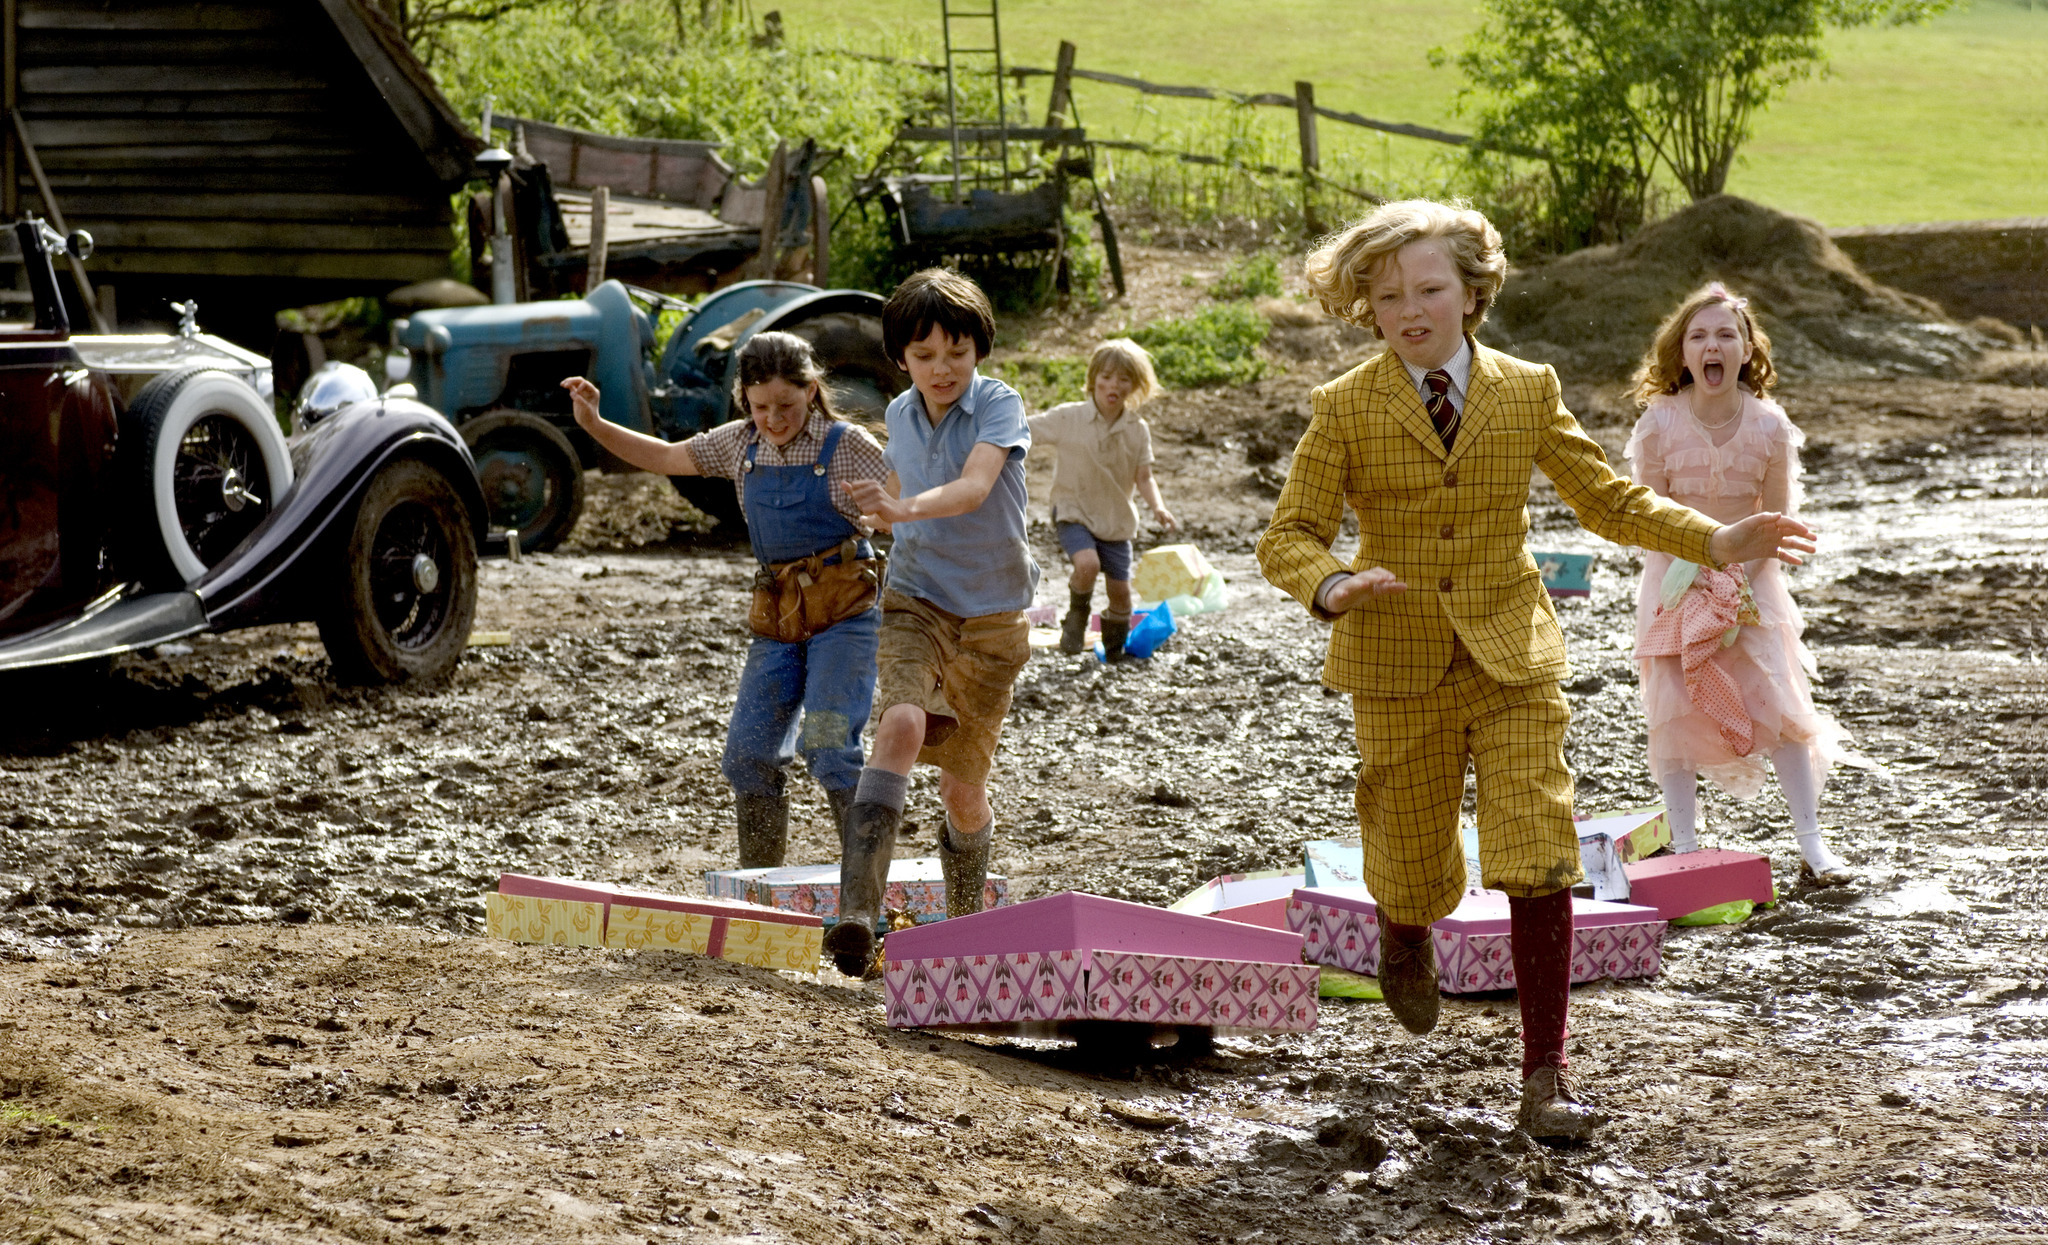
[1351,641,1586,928]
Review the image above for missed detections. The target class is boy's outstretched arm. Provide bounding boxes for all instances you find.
[562,377,701,476]
[1259,394,1381,618]
[845,442,1007,525]
[1134,463,1176,530]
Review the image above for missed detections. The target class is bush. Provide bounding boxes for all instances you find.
[986,357,1090,409]
[1128,302,1271,388]
[1211,253,1282,301]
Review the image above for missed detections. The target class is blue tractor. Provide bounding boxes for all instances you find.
[396,279,907,549]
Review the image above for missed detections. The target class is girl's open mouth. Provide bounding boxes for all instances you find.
[1702,361,1725,386]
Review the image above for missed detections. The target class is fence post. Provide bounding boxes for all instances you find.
[1295,81,1321,234]
[588,185,610,290]
[1042,40,1077,152]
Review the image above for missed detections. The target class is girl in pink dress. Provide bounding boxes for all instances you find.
[1626,283,1862,885]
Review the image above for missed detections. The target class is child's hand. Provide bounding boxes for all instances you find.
[1323,566,1407,613]
[561,377,602,432]
[1152,505,1178,531]
[844,479,902,526]
[1709,512,1816,566]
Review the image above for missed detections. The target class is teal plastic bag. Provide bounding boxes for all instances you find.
[1098,600,1176,661]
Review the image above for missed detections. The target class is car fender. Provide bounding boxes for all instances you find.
[196,397,483,630]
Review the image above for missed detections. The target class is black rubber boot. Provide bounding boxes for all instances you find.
[823,801,900,978]
[939,816,993,919]
[1100,613,1132,662]
[1059,591,1091,655]
[733,793,789,869]
[825,785,857,841]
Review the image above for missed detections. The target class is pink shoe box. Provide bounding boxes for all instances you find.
[1167,869,1305,930]
[1622,849,1775,921]
[1288,886,1666,994]
[489,874,820,970]
[703,858,1008,926]
[881,892,1318,1036]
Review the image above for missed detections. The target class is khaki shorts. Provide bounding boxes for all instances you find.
[875,590,1030,786]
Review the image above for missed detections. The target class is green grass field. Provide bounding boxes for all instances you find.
[773,0,2046,226]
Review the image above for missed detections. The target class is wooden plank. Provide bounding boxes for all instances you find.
[56,190,452,222]
[88,248,454,281]
[17,32,308,62]
[21,117,350,147]
[42,167,434,193]
[21,64,328,93]
[1312,103,1474,148]
[85,218,456,252]
[19,0,282,29]
[896,126,1083,144]
[20,91,336,116]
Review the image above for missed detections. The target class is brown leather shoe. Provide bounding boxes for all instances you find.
[1517,1065,1608,1141]
[1378,933,1440,1035]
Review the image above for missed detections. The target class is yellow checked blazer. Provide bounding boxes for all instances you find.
[1259,342,1722,698]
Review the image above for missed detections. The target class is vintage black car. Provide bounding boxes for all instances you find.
[0,217,485,684]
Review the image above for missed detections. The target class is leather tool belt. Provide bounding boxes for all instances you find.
[748,538,881,643]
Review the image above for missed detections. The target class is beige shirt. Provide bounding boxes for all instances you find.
[1029,399,1154,542]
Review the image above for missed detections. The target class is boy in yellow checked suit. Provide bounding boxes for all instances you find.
[1258,200,1814,1139]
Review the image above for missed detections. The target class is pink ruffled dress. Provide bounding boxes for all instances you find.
[1626,392,1857,799]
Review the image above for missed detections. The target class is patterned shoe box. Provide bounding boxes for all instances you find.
[1622,849,1774,921]
[1288,886,1666,994]
[880,891,1317,1036]
[703,858,1008,926]
[486,893,606,948]
[1574,807,1674,902]
[1167,869,1305,930]
[605,903,822,972]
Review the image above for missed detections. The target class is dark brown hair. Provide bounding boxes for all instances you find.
[731,331,836,418]
[882,268,995,364]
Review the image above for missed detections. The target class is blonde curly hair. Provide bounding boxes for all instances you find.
[1631,282,1777,407]
[1302,199,1507,338]
[1085,338,1161,408]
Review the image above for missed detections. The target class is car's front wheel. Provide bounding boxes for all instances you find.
[316,458,478,685]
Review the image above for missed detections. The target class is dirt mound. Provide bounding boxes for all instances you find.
[1483,195,1992,383]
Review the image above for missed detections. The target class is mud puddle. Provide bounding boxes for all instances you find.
[0,376,2033,1243]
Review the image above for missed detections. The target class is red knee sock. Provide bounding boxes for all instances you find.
[1386,921,1430,947]
[1509,888,1572,1080]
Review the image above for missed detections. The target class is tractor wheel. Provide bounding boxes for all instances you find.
[461,409,585,553]
[316,457,478,685]
[782,311,910,421]
[121,365,293,587]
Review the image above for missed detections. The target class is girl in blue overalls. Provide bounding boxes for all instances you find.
[565,332,888,866]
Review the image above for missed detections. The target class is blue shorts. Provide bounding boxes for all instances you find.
[1056,522,1133,582]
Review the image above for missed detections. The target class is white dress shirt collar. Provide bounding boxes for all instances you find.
[1400,338,1474,409]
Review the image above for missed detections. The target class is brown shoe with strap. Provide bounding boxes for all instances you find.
[1517,1065,1608,1141]
[1378,931,1440,1035]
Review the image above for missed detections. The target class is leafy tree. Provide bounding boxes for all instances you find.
[1438,0,1952,250]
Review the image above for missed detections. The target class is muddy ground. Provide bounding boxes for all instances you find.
[0,246,2038,1243]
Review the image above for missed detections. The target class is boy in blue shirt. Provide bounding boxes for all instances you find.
[833,269,1037,977]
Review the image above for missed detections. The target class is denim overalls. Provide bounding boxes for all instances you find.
[719,422,880,799]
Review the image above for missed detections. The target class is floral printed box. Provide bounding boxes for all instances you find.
[879,891,1317,1038]
[703,858,1008,926]
[487,874,820,971]
[1287,886,1666,994]
[485,893,606,948]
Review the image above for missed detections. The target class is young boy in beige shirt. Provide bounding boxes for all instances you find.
[1029,339,1177,659]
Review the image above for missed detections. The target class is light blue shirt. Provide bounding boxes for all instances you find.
[882,371,1039,617]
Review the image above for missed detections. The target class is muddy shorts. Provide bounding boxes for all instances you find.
[875,590,1030,786]
[1055,521,1134,582]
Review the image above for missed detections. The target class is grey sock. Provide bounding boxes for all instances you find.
[854,767,910,813]
[943,814,993,851]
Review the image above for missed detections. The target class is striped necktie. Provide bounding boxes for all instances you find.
[1423,368,1459,450]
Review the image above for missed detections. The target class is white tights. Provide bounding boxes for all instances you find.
[1658,743,1847,873]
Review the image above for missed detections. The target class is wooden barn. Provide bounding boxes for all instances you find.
[2,0,478,345]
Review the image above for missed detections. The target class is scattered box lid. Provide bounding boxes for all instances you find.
[1533,551,1594,598]
[1132,544,1213,604]
[1168,869,1305,930]
[1623,849,1774,921]
[885,891,1306,965]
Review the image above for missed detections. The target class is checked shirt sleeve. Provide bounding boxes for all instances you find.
[1532,369,1719,566]
[1257,385,1355,619]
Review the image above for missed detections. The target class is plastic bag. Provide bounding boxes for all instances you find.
[1096,600,1176,661]
[1158,570,1231,619]
[1672,898,1756,927]
[1319,967,1383,999]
